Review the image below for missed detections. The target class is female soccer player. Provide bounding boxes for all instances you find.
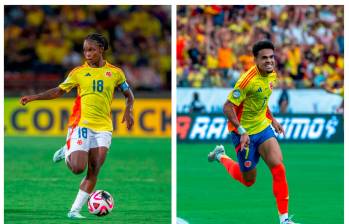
[20,33,134,219]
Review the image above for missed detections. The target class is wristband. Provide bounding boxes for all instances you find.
[237,126,247,135]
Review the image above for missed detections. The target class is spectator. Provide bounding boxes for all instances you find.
[278,81,290,114]
[190,92,206,113]
[5,5,171,93]
[177,5,344,90]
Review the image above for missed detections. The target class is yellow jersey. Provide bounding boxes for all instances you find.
[59,61,126,131]
[227,65,277,135]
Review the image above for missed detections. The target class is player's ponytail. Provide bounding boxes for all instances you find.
[85,33,109,51]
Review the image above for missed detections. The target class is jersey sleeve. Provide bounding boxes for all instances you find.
[115,68,127,87]
[227,79,249,106]
[58,70,78,93]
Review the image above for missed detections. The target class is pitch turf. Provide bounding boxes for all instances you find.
[177,143,344,224]
[5,137,171,224]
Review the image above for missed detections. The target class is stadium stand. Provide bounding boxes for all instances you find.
[177,5,344,89]
[5,5,171,95]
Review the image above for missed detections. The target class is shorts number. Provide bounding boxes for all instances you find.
[92,80,104,92]
[244,146,250,160]
[79,128,88,139]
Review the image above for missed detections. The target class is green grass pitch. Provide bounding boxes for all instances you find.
[5,137,171,224]
[177,143,343,224]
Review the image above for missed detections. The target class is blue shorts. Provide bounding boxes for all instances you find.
[231,125,276,172]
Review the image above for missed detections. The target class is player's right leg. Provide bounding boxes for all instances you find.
[64,126,90,219]
[64,126,90,174]
[66,151,89,174]
[208,144,257,187]
[68,148,108,219]
[212,131,261,186]
[66,150,90,219]
[53,144,67,163]
[208,144,225,162]
[53,128,72,163]
[66,152,89,219]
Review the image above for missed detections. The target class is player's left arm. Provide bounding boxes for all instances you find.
[119,81,134,130]
[267,107,285,135]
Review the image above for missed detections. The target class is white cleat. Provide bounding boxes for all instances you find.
[208,145,225,162]
[67,211,86,219]
[281,215,300,224]
[281,220,297,224]
[53,145,66,163]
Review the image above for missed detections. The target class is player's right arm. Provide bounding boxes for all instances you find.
[20,68,78,105]
[223,100,250,150]
[224,76,253,150]
[20,87,66,105]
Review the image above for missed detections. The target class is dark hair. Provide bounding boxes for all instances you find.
[252,40,274,57]
[85,33,109,51]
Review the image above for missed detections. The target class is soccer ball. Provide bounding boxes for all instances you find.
[87,190,114,216]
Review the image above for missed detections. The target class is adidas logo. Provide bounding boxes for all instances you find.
[85,73,91,76]
[257,87,262,92]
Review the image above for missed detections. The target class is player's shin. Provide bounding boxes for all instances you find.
[80,175,97,193]
[220,155,254,187]
[270,163,289,221]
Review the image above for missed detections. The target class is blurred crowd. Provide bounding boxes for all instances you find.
[5,5,171,93]
[177,5,344,89]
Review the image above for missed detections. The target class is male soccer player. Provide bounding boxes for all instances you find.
[208,40,298,224]
[20,33,134,219]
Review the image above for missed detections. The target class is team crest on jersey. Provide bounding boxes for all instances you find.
[269,82,273,90]
[233,89,241,98]
[105,71,112,77]
[244,161,252,168]
[77,139,83,145]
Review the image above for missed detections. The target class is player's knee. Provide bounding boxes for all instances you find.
[242,169,256,186]
[244,180,255,187]
[71,165,85,174]
[243,178,256,187]
[269,158,283,169]
[271,163,286,181]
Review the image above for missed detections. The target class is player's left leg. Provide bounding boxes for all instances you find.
[258,137,292,224]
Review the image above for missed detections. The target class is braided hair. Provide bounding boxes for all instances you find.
[85,33,109,51]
